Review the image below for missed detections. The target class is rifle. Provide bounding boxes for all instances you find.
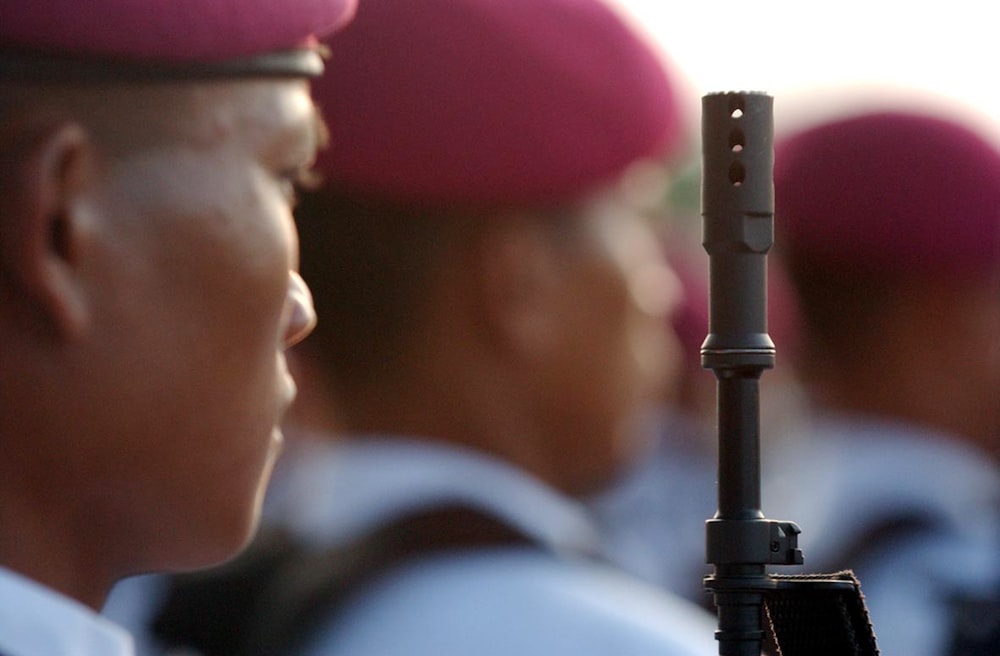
[700,91,879,656]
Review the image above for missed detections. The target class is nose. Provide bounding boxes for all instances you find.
[283,271,317,348]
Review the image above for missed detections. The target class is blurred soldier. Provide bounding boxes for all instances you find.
[0,1,355,654]
[764,108,1000,656]
[146,0,721,654]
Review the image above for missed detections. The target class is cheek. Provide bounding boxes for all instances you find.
[190,212,296,437]
[557,266,659,443]
[560,283,665,490]
[588,262,674,407]
[587,212,680,406]
[625,309,677,402]
[106,177,297,455]
[142,204,294,555]
[107,152,297,373]
[164,211,291,362]
[191,176,295,320]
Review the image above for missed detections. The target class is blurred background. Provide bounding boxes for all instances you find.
[611,0,1000,141]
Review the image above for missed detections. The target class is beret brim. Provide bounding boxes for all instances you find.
[0,48,326,81]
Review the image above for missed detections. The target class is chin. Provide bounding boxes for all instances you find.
[176,476,278,573]
[172,507,266,573]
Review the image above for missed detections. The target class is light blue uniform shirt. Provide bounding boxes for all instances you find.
[271,436,720,656]
[0,566,134,656]
[763,413,1000,656]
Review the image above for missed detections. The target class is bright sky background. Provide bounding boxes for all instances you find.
[611,0,1000,142]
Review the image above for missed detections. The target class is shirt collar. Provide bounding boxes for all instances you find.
[268,435,605,558]
[0,567,134,656]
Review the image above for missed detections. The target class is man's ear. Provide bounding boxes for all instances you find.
[468,212,566,360]
[0,120,94,340]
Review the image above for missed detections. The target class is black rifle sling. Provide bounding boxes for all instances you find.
[763,570,880,656]
[946,588,1000,656]
[761,513,937,656]
[945,500,1000,656]
[152,506,536,656]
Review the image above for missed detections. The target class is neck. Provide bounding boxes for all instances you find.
[0,487,115,610]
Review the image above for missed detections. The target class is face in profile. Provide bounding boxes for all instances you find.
[63,79,320,572]
[536,186,682,495]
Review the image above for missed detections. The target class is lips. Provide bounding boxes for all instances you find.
[278,365,298,416]
[270,348,299,426]
[285,271,317,348]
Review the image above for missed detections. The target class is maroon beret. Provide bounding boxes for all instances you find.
[0,0,357,78]
[312,0,687,205]
[774,110,1000,280]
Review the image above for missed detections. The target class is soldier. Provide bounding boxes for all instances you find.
[146,0,721,654]
[0,1,355,654]
[765,107,1000,656]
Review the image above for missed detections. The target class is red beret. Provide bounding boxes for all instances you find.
[0,0,357,77]
[312,0,686,205]
[774,110,1000,280]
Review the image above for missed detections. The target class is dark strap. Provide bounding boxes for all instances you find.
[833,513,940,575]
[945,589,1000,656]
[764,512,977,656]
[152,506,536,656]
[764,570,880,656]
[758,513,939,656]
